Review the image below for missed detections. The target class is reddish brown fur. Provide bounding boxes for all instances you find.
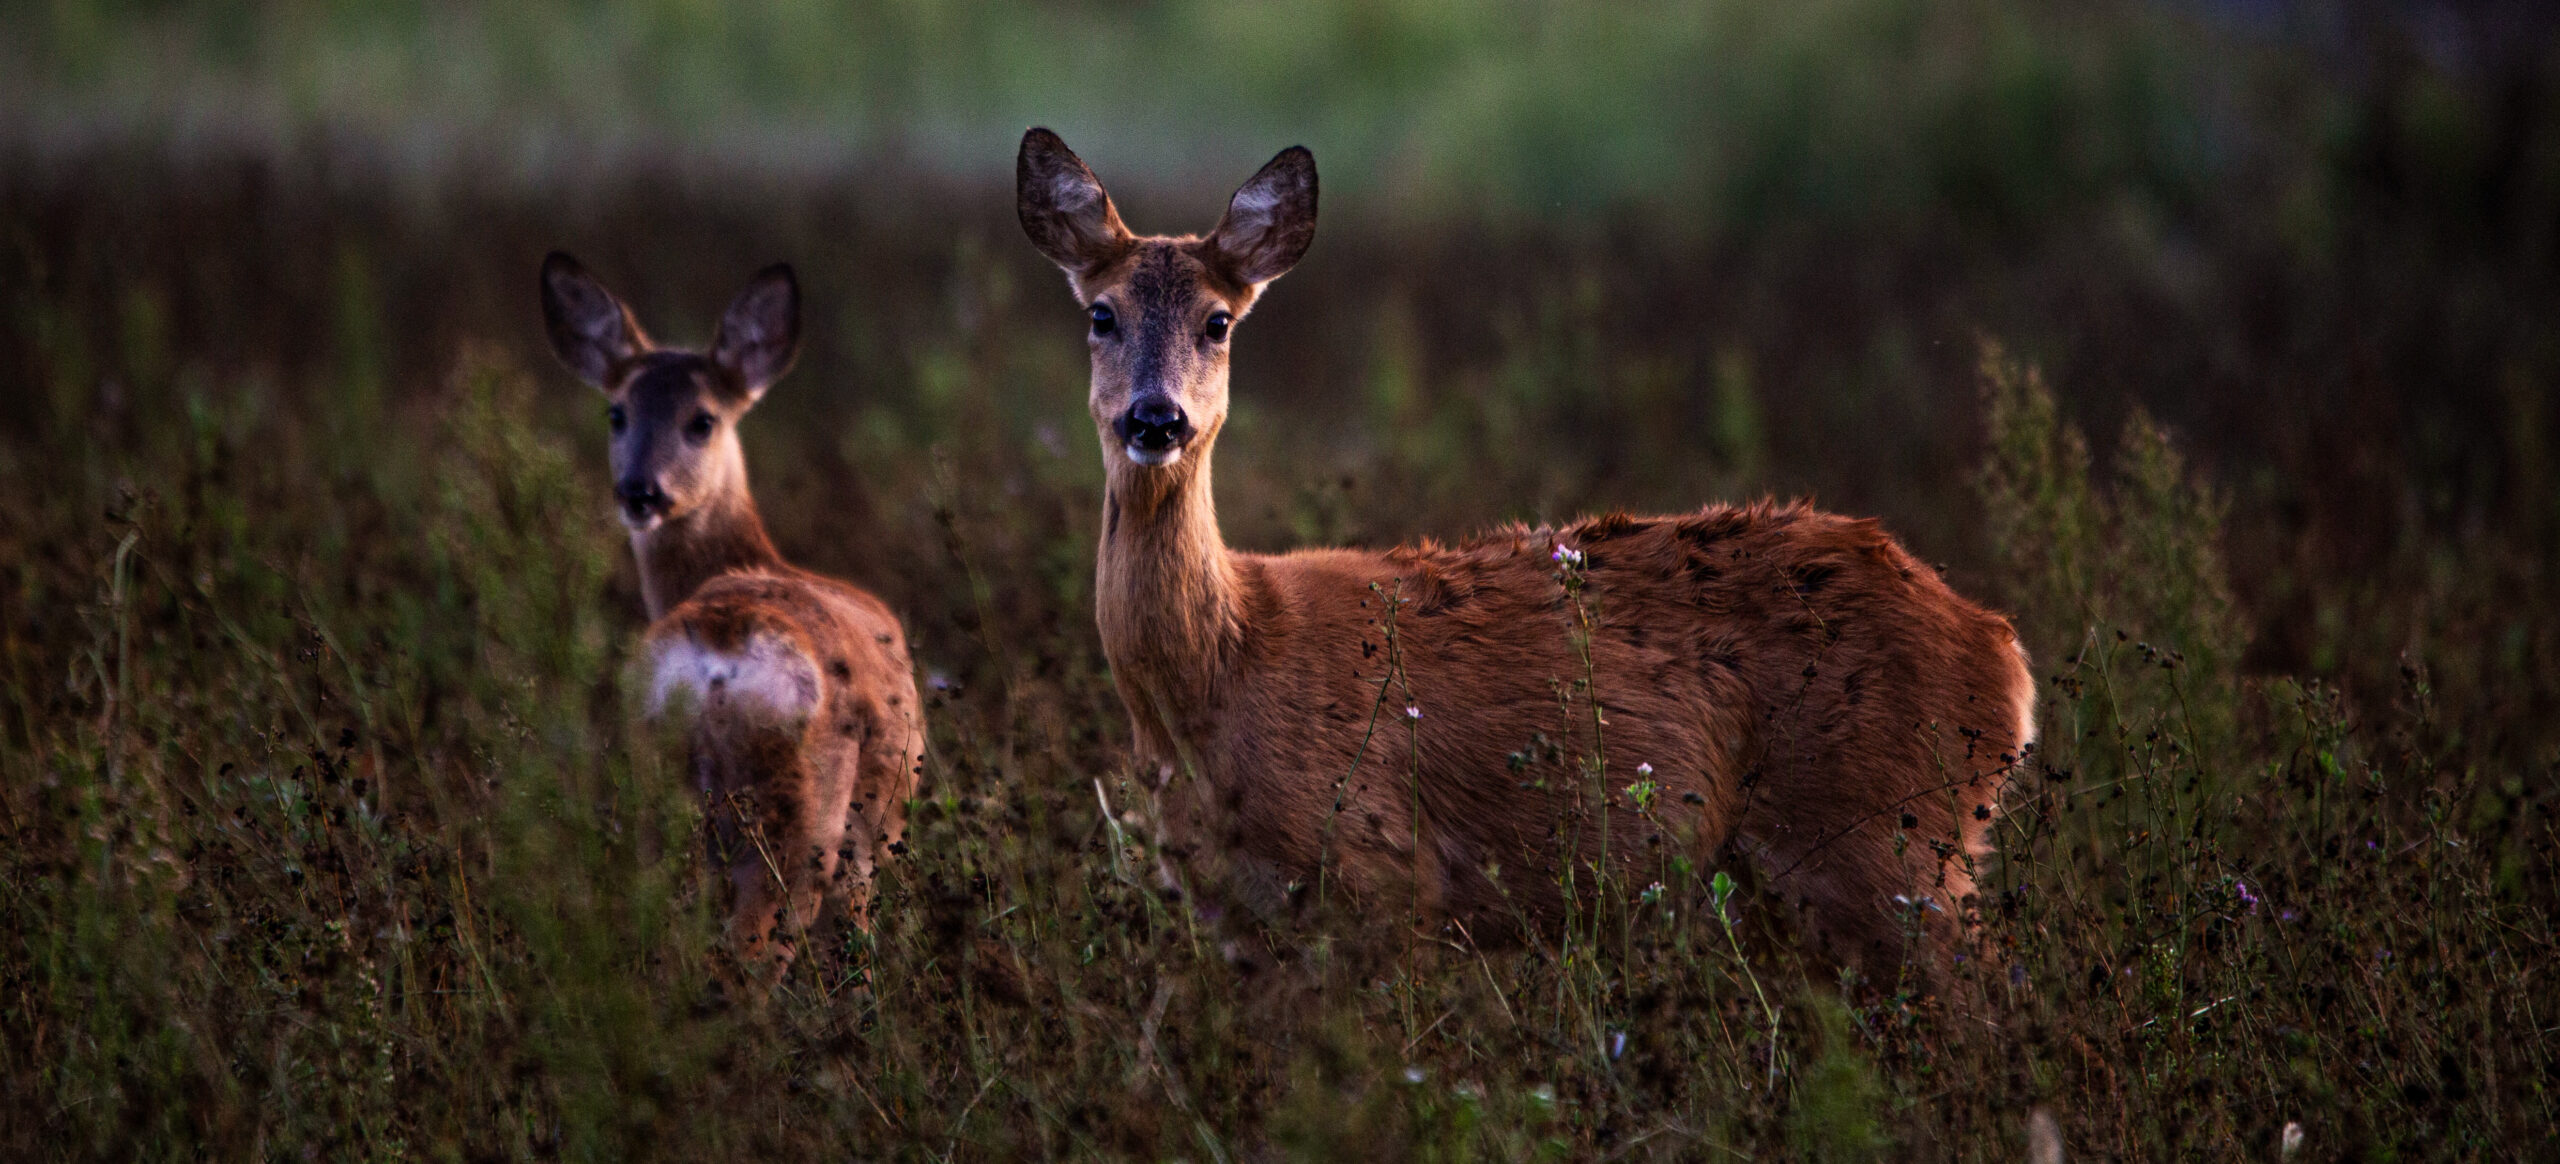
[1017,131,2032,982]
[540,253,924,982]
[651,570,920,975]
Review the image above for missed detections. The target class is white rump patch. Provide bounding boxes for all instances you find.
[648,631,822,725]
[2010,637,2039,754]
[1965,636,2040,870]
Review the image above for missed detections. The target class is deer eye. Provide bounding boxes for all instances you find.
[1204,312,1233,343]
[686,412,716,442]
[606,405,627,434]
[1088,303,1116,337]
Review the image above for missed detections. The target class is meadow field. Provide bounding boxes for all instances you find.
[3,1,2557,1158]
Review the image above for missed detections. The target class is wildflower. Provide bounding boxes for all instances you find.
[1636,762,1653,776]
[1608,1031,1626,1060]
[1401,1065,1426,1085]
[1405,705,1422,720]
[2235,879,2260,914]
[2281,1122,2304,1159]
[1551,543,1585,569]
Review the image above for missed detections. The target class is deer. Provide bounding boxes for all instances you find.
[1015,128,2036,987]
[539,252,925,983]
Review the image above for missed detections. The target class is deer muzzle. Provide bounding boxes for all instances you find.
[1114,395,1192,465]
[615,478,671,526]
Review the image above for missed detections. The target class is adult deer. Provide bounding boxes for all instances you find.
[540,253,924,981]
[1016,129,2034,983]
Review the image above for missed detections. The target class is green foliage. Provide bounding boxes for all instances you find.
[1971,343,2555,1154]
[1787,995,1888,1161]
[3,257,2550,1156]
[1981,338,2246,768]
[2,0,2216,226]
[4,28,2558,1145]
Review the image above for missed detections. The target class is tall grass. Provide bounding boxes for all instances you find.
[3,16,2556,1141]
[2,255,2550,1155]
[1970,346,2555,1153]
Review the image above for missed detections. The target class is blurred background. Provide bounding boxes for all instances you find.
[5,0,2558,771]
[10,2,2558,738]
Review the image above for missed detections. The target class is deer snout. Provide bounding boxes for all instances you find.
[615,477,670,525]
[1114,396,1192,464]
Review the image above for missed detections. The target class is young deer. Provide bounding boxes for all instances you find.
[1016,129,2034,983]
[540,253,924,981]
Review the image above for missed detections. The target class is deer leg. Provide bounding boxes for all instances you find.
[1747,799,1977,992]
[833,700,924,934]
[700,712,847,983]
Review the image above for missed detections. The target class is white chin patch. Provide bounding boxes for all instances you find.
[1124,444,1182,467]
[622,512,664,534]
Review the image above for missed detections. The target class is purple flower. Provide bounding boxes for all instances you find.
[2235,880,2260,914]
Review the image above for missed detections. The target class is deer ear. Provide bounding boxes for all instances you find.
[1017,128,1133,284]
[711,263,800,401]
[1207,146,1316,287]
[541,252,650,388]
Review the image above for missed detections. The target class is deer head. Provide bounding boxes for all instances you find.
[540,252,800,532]
[1016,128,1316,476]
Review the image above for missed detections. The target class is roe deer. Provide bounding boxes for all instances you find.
[1015,129,2034,983]
[540,252,924,981]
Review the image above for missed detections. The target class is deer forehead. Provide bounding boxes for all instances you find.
[1088,240,1248,316]
[615,353,730,413]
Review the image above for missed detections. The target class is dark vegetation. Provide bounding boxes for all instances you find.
[3,1,2558,1158]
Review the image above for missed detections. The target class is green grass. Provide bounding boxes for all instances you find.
[3,4,2558,1154]
[0,0,2275,226]
[1,192,2554,1157]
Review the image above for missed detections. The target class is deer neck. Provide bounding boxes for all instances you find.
[631,488,784,620]
[1097,445,1245,713]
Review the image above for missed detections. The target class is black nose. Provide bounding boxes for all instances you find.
[1114,397,1192,454]
[614,478,668,521]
